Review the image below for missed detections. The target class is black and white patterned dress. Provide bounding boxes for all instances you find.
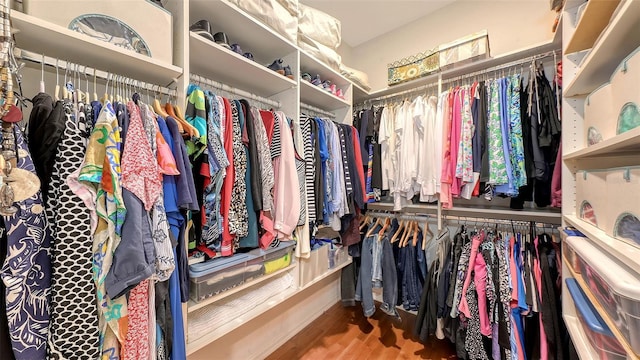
[46,102,100,359]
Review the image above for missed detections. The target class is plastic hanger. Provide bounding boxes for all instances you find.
[39,53,45,93]
[54,59,60,101]
[93,69,98,102]
[101,73,111,104]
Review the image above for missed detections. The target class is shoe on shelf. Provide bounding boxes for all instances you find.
[189,20,214,42]
[283,65,294,79]
[213,32,231,50]
[329,84,337,96]
[301,72,312,82]
[322,80,332,92]
[230,43,243,55]
[243,52,254,61]
[267,59,285,75]
[311,74,322,86]
[336,88,345,99]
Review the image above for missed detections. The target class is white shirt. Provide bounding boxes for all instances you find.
[379,106,395,191]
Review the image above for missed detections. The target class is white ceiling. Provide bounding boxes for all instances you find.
[302,0,455,47]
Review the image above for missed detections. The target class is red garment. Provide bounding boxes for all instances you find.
[220,98,236,256]
[351,127,367,204]
[124,280,150,360]
[260,110,275,142]
[473,253,492,336]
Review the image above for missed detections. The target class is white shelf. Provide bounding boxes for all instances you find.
[300,81,350,111]
[563,315,598,360]
[187,262,298,313]
[186,282,298,355]
[189,0,297,64]
[564,0,621,54]
[189,32,296,97]
[186,258,349,355]
[364,40,560,100]
[300,50,351,88]
[367,202,561,224]
[299,258,352,291]
[11,11,182,85]
[564,214,640,274]
[563,126,640,161]
[352,83,370,103]
[564,0,640,97]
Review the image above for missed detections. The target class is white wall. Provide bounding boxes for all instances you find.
[350,0,557,91]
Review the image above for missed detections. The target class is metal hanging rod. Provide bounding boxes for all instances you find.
[363,49,560,105]
[190,74,280,109]
[367,81,439,104]
[16,48,178,97]
[441,49,560,86]
[300,102,335,118]
[366,210,558,227]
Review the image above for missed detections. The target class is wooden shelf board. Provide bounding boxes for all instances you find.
[187,262,298,313]
[564,215,640,274]
[563,259,640,359]
[300,50,351,87]
[565,0,621,54]
[11,11,182,85]
[300,81,350,112]
[564,0,640,96]
[563,126,640,160]
[189,32,296,97]
[189,0,297,63]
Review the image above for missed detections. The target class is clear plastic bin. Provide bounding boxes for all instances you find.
[249,241,295,274]
[189,253,264,303]
[566,236,640,355]
[563,236,583,274]
[566,278,627,360]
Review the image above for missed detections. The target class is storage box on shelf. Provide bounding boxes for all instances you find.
[189,241,296,304]
[610,46,640,136]
[564,235,584,274]
[566,278,627,360]
[22,0,173,64]
[584,83,612,146]
[565,236,640,356]
[10,11,182,85]
[576,170,607,227]
[605,167,640,248]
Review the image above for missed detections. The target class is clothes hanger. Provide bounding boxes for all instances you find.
[92,69,98,102]
[62,62,69,100]
[378,217,391,238]
[153,85,170,117]
[399,220,412,247]
[39,53,45,93]
[365,216,382,238]
[101,73,111,104]
[390,219,404,243]
[54,59,60,101]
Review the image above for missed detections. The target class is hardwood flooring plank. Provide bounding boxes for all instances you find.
[266,302,457,360]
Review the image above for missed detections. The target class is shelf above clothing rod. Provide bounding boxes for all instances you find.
[360,41,561,103]
[16,48,179,97]
[190,74,281,109]
[366,202,561,225]
[300,102,335,118]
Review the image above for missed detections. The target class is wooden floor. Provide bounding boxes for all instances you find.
[266,302,457,360]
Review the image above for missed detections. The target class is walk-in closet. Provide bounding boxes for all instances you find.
[0,0,638,359]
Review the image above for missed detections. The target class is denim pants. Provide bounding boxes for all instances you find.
[355,233,398,317]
